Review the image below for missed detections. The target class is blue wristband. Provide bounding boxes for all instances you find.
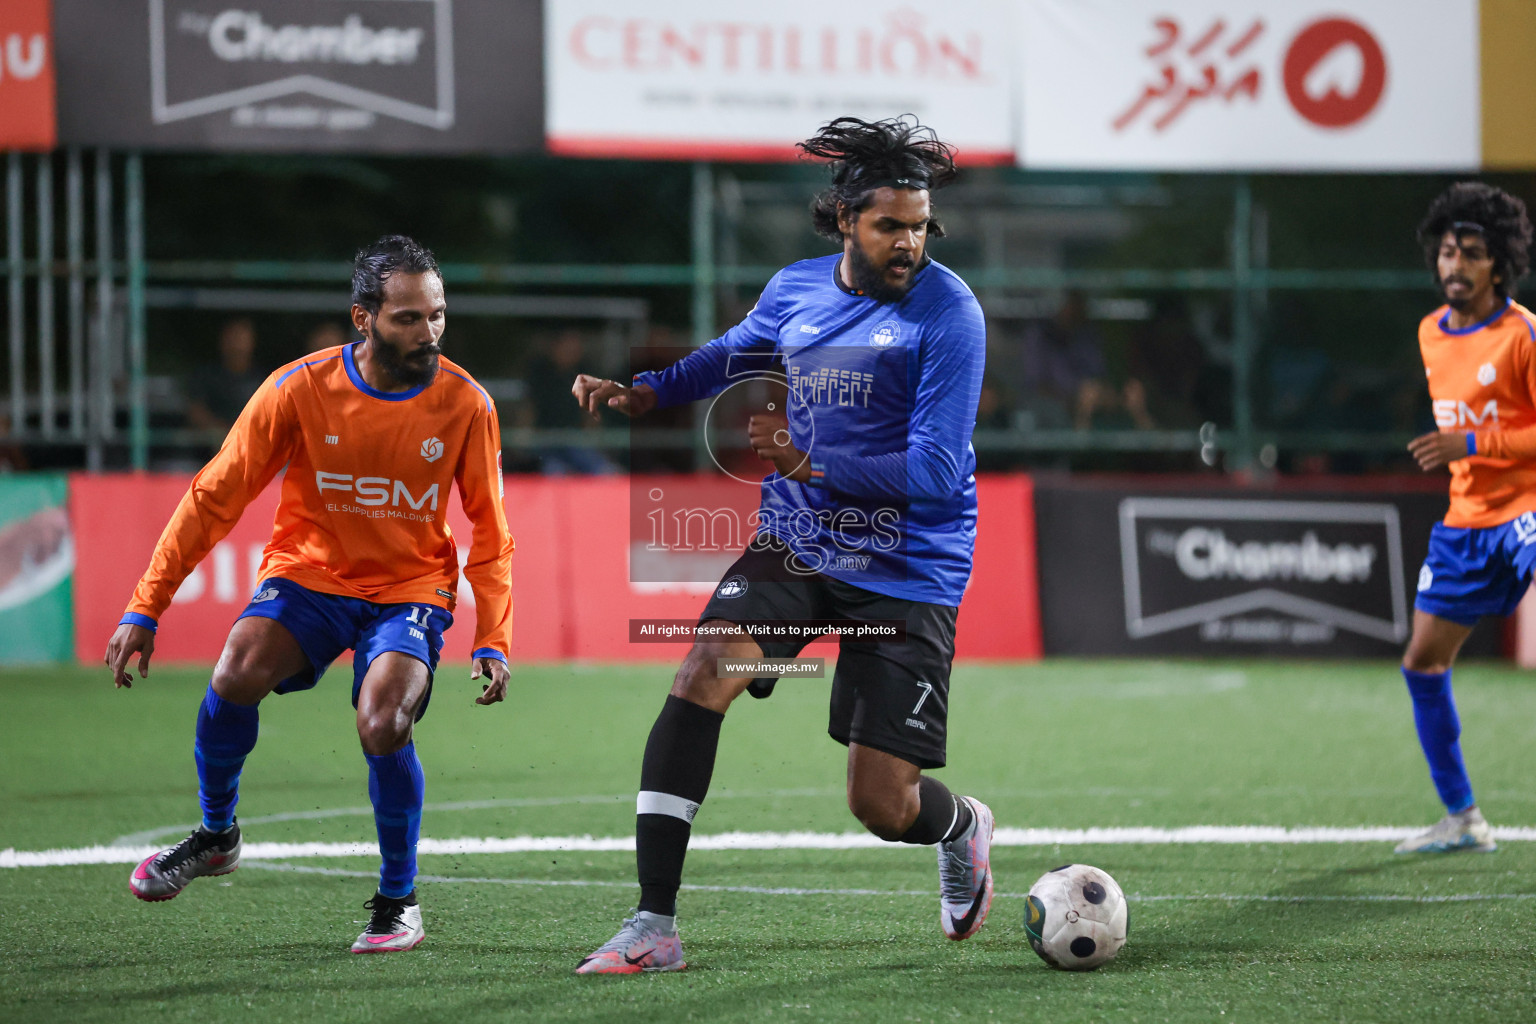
[119,612,158,633]
[1465,433,1477,456]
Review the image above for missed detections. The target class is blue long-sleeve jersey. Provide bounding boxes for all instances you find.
[635,253,985,607]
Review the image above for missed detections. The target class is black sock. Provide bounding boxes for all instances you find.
[897,776,974,845]
[636,695,724,916]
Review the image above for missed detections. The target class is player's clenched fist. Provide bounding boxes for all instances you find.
[571,374,657,419]
[748,413,812,482]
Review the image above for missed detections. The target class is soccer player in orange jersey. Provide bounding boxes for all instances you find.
[102,236,513,952]
[1399,183,1535,854]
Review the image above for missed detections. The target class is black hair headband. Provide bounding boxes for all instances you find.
[849,175,931,191]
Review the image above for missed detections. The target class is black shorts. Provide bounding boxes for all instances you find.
[698,536,958,769]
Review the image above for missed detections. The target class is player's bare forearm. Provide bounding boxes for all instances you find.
[748,414,812,482]
[571,374,656,420]
[103,623,155,689]
[471,656,510,705]
[1408,430,1470,471]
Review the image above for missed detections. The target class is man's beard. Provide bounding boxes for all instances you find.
[1441,275,1474,312]
[847,241,917,304]
[369,331,440,388]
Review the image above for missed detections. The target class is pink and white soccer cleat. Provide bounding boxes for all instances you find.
[129,823,241,902]
[575,911,686,974]
[937,797,994,940]
[350,891,425,953]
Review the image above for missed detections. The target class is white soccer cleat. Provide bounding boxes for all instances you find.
[350,891,425,953]
[937,796,994,940]
[129,823,241,902]
[575,911,686,974]
[1394,807,1497,854]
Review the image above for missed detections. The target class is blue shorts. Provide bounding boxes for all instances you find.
[236,578,452,721]
[1414,516,1536,625]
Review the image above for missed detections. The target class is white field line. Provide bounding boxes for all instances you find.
[247,862,1536,905]
[108,787,844,847]
[8,825,1536,869]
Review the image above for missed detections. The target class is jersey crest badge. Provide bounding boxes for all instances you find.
[869,320,901,349]
[420,437,444,463]
[716,575,748,599]
[1477,362,1496,386]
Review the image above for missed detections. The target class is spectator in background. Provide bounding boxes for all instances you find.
[0,412,27,472]
[997,290,1152,431]
[523,328,617,475]
[186,317,264,437]
[971,376,1018,472]
[306,320,351,354]
[1126,297,1209,429]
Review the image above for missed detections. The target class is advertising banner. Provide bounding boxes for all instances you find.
[1034,479,1499,658]
[0,474,73,663]
[70,473,1039,665]
[0,0,56,151]
[70,472,568,665]
[1017,0,1478,170]
[545,0,1016,162]
[54,0,542,153]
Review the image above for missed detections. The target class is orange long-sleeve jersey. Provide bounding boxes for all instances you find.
[125,343,514,659]
[1420,298,1536,529]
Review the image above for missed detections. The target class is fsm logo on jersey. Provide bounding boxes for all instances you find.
[1118,497,1408,646]
[149,0,453,131]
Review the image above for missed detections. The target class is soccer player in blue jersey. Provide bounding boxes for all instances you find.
[569,117,991,973]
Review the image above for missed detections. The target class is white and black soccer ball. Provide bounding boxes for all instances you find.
[1024,863,1128,971]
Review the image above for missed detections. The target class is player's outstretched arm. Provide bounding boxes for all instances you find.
[471,656,510,705]
[572,374,657,420]
[121,373,295,633]
[104,623,155,689]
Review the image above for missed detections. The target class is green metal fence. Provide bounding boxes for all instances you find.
[1,153,1444,472]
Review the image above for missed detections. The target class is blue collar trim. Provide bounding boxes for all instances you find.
[274,352,340,388]
[1439,297,1512,336]
[343,342,431,401]
[441,365,492,410]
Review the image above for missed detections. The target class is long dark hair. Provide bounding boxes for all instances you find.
[800,116,958,242]
[1417,182,1532,298]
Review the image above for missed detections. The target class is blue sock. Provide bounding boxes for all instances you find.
[1402,667,1475,814]
[366,743,426,899]
[194,684,260,832]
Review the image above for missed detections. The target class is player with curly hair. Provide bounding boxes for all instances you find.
[568,117,992,971]
[1398,182,1536,854]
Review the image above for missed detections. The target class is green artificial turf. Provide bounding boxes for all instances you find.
[3,660,1534,1023]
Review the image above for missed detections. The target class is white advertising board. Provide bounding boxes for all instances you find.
[1018,0,1478,170]
[545,0,1016,162]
